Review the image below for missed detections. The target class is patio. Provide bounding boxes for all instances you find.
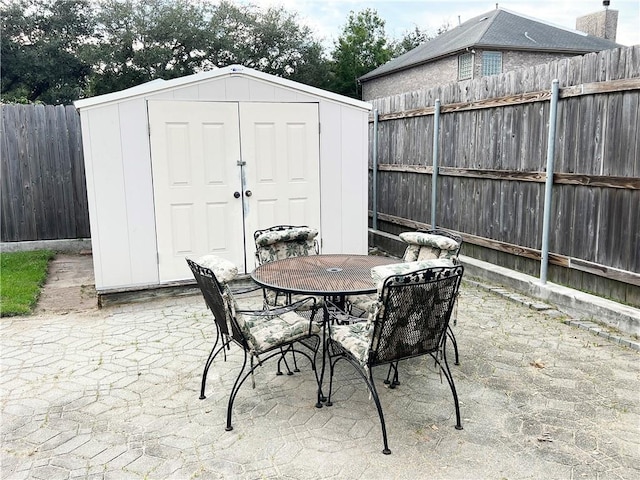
[1,256,639,479]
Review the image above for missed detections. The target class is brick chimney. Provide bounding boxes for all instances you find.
[576,2,618,41]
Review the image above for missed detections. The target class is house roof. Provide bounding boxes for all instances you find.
[74,64,371,111]
[360,8,621,82]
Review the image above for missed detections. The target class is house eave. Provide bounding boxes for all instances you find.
[360,45,618,83]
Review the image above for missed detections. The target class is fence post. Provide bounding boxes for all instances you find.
[540,80,559,284]
[431,99,441,229]
[372,108,379,230]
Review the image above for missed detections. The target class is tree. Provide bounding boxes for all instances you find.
[204,1,330,88]
[392,22,451,56]
[1,0,94,104]
[393,25,430,55]
[86,0,330,96]
[329,9,394,98]
[86,0,213,96]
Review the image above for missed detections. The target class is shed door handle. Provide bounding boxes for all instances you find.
[233,191,241,198]
[245,190,252,197]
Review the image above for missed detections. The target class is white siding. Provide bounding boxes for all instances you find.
[77,68,370,292]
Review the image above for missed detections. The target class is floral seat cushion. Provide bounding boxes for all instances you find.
[238,310,321,354]
[400,232,460,261]
[330,322,373,366]
[255,227,318,264]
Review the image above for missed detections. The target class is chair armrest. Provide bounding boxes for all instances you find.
[229,284,262,296]
[237,295,317,316]
[326,299,364,325]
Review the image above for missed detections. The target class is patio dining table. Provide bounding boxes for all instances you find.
[251,254,400,406]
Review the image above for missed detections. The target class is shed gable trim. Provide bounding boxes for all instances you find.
[75,65,371,111]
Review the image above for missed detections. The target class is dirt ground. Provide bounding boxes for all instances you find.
[33,252,98,315]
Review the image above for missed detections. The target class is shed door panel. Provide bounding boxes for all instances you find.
[240,103,321,268]
[148,101,243,282]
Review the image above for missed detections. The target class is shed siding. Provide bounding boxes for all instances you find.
[78,71,370,291]
[117,98,158,285]
[81,105,133,288]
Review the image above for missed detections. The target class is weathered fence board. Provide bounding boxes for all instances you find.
[369,45,640,306]
[1,104,89,242]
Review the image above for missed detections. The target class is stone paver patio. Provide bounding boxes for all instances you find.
[1,260,639,479]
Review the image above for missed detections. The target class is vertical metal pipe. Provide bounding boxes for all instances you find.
[372,109,379,230]
[431,99,441,229]
[540,80,560,284]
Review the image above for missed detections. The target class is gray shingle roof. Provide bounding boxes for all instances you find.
[359,8,621,81]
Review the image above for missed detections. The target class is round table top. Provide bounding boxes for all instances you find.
[251,254,400,296]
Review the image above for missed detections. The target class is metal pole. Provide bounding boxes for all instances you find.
[372,109,379,230]
[431,99,441,229]
[540,80,559,284]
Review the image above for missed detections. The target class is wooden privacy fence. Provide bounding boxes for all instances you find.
[1,104,90,242]
[368,45,640,307]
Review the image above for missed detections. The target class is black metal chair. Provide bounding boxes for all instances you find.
[187,257,321,431]
[326,264,464,454]
[253,225,320,308]
[349,229,464,388]
[395,228,464,368]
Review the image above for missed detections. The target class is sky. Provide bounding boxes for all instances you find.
[236,0,640,49]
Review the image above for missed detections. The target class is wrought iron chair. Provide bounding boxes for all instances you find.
[326,263,464,454]
[253,225,320,308]
[349,229,463,376]
[187,257,321,431]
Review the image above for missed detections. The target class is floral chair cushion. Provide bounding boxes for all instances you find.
[329,322,374,367]
[255,227,319,265]
[237,309,320,354]
[192,255,238,283]
[349,259,454,317]
[400,232,460,261]
[370,259,454,292]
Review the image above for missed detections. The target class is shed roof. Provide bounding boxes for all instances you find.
[75,64,371,111]
[360,8,621,82]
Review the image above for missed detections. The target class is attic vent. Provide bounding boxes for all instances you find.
[479,16,489,21]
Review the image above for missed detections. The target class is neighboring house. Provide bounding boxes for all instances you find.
[360,6,622,100]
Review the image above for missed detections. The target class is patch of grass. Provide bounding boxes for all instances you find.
[0,250,54,316]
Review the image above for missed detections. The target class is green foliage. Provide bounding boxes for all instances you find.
[87,0,213,96]
[393,25,431,56]
[1,0,93,104]
[0,250,54,316]
[0,0,442,103]
[391,22,449,56]
[203,1,330,88]
[329,9,394,98]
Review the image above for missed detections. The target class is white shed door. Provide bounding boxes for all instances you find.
[239,103,320,269]
[148,100,320,281]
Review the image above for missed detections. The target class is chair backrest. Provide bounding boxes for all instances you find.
[187,258,247,348]
[368,264,464,367]
[400,229,462,262]
[254,225,319,265]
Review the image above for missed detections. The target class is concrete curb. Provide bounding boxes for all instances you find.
[461,255,640,340]
[1,238,92,253]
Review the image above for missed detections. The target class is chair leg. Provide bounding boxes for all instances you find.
[432,350,463,431]
[200,329,225,400]
[383,362,400,388]
[326,356,391,455]
[226,340,321,432]
[366,367,392,455]
[225,349,250,431]
[446,326,460,365]
[276,345,295,375]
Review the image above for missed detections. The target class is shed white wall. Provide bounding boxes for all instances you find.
[79,73,370,291]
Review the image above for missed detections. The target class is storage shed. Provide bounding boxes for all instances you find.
[74,65,372,293]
